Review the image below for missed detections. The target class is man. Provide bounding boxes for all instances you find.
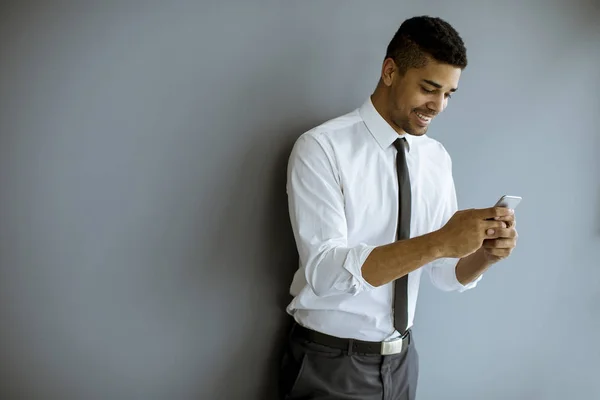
[279,15,518,400]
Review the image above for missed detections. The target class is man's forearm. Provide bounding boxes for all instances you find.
[455,248,494,285]
[362,231,446,287]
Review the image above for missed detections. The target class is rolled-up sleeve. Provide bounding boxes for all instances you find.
[427,257,481,292]
[425,151,482,292]
[286,133,377,298]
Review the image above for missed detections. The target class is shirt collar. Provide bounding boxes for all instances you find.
[359,96,414,151]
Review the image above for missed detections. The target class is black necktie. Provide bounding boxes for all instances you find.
[393,138,411,334]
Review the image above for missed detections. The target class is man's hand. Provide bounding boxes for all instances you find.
[481,213,518,263]
[435,207,515,259]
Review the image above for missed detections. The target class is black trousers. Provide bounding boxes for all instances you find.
[278,324,419,400]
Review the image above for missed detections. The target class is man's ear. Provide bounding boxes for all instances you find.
[380,58,397,87]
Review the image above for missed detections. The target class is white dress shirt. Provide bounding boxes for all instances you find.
[285,97,481,342]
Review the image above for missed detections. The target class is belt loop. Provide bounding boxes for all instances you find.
[402,329,411,348]
[347,339,354,356]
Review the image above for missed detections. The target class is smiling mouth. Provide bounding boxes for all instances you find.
[414,111,434,125]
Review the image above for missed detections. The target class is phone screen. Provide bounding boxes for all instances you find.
[495,195,522,209]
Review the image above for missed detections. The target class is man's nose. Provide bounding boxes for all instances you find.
[428,93,445,113]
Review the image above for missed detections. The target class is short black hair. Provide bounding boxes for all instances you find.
[385,16,468,74]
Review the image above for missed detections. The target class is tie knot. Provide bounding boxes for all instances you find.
[393,137,407,151]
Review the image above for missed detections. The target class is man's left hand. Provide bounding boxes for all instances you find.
[482,213,518,263]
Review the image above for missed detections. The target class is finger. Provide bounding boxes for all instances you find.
[503,220,517,229]
[483,238,517,248]
[490,228,518,239]
[484,220,508,229]
[484,248,511,258]
[483,221,509,236]
[494,215,516,229]
[478,207,514,220]
[494,215,515,223]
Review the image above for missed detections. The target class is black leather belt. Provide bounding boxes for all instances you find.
[292,323,411,355]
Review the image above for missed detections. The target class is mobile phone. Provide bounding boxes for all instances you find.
[494,195,522,209]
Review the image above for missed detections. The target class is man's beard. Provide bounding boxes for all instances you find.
[396,115,428,136]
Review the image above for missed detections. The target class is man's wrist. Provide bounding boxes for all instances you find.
[456,248,493,286]
[428,229,450,259]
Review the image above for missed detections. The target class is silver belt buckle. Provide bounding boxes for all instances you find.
[380,337,404,355]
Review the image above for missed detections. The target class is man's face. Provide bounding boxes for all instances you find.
[386,58,462,136]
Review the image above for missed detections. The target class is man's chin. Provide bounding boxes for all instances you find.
[403,124,428,136]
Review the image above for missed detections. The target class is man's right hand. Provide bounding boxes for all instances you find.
[436,207,514,259]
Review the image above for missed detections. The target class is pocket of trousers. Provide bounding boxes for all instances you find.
[287,339,348,398]
[280,341,308,398]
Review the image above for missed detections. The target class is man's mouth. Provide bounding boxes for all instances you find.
[414,111,433,126]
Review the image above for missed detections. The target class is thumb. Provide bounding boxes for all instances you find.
[486,228,498,237]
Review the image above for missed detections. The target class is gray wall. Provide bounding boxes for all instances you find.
[0,1,598,399]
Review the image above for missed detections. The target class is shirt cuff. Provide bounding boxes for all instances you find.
[337,243,378,295]
[431,257,482,292]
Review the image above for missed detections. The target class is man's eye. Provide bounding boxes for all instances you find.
[421,87,435,94]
